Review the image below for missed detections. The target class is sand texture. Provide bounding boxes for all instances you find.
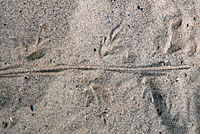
[0,0,200,134]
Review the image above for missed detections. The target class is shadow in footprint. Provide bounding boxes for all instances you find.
[149,80,187,134]
[194,87,200,133]
[26,48,47,61]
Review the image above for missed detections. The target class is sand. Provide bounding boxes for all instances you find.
[0,0,199,134]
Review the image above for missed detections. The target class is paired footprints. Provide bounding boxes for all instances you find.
[95,17,195,130]
[98,15,198,65]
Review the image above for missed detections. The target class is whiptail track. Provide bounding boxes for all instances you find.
[0,64,191,78]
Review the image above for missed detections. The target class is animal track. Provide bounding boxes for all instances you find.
[149,80,167,116]
[122,49,136,64]
[15,24,52,61]
[166,17,185,54]
[109,24,122,43]
[171,18,182,31]
[187,40,197,57]
[103,45,124,57]
[142,77,188,134]
[167,31,183,54]
[98,22,124,59]
[160,16,198,57]
[26,48,48,61]
[142,78,168,116]
[85,83,111,107]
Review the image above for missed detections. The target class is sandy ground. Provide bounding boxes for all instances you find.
[0,0,200,134]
